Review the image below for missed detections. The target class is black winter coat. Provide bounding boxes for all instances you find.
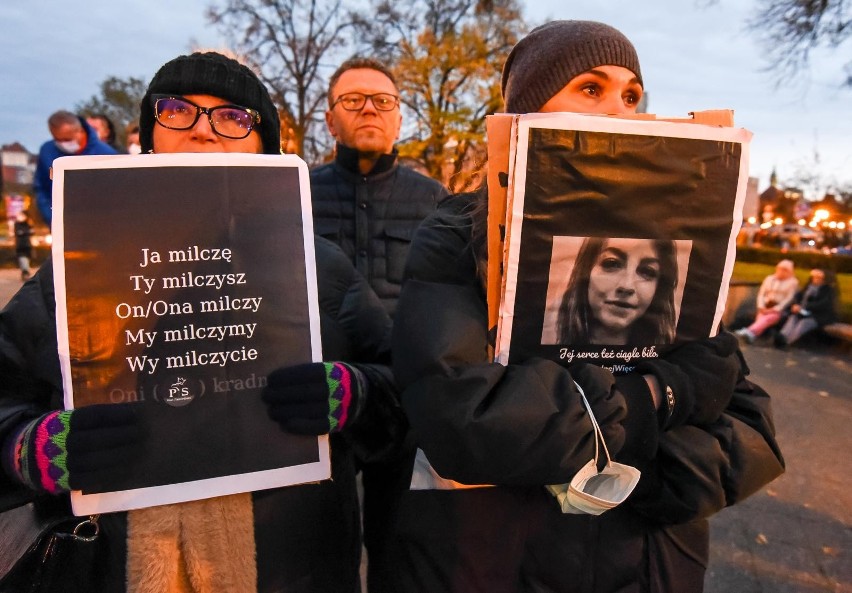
[787,281,837,326]
[311,144,447,593]
[0,238,400,593]
[13,220,32,257]
[310,144,447,317]
[389,195,785,593]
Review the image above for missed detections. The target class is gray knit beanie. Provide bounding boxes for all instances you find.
[502,20,643,114]
[140,52,281,155]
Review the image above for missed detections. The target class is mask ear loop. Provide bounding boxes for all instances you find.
[572,380,612,469]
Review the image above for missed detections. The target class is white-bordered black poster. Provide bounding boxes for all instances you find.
[496,113,751,373]
[51,153,327,515]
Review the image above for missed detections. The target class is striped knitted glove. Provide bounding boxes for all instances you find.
[2,410,73,493]
[1,404,143,494]
[262,362,365,435]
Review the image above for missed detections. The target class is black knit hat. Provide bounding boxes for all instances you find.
[502,20,643,114]
[140,52,280,155]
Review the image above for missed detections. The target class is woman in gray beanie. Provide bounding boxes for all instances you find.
[387,21,783,593]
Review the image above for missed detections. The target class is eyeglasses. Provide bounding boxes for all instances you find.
[332,93,399,112]
[152,95,261,139]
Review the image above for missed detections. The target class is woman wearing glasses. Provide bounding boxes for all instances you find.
[0,52,399,593]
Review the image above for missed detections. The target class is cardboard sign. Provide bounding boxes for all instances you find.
[52,153,328,514]
[486,111,735,337]
[489,112,750,371]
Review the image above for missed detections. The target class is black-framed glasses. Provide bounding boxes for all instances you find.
[332,92,399,112]
[152,94,261,139]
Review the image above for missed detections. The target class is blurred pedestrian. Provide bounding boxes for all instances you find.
[4,193,27,239]
[86,113,122,152]
[126,120,141,154]
[13,211,33,280]
[735,259,799,343]
[775,268,838,347]
[33,110,117,226]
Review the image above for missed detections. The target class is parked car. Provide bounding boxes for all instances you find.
[766,224,823,250]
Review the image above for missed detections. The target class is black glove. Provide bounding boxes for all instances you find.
[638,332,742,429]
[634,358,694,431]
[262,362,365,435]
[2,403,144,493]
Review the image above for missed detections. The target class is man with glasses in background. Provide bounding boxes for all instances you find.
[310,57,447,593]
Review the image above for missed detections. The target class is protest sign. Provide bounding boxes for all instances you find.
[492,113,751,372]
[52,153,327,514]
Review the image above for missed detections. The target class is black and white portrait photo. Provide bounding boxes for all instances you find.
[541,236,692,346]
[495,113,750,368]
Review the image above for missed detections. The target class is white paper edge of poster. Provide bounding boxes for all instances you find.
[494,113,752,365]
[51,153,328,515]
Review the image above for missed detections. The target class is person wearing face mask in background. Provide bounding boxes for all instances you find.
[125,120,142,154]
[33,110,117,227]
[389,20,784,593]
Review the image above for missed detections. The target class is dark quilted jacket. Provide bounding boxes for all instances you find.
[310,144,448,317]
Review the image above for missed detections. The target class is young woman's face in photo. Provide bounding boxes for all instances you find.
[587,238,661,342]
[539,65,643,115]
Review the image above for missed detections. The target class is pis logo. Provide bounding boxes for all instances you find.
[163,376,195,407]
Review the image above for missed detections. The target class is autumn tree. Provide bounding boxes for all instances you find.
[747,0,851,86]
[358,0,527,187]
[207,0,361,159]
[76,76,148,148]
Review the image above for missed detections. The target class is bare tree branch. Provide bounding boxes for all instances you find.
[747,0,851,87]
[356,0,527,183]
[207,0,362,160]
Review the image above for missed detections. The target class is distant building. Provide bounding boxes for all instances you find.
[1,143,36,191]
[759,168,803,223]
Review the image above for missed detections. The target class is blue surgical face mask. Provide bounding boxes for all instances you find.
[55,139,81,154]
